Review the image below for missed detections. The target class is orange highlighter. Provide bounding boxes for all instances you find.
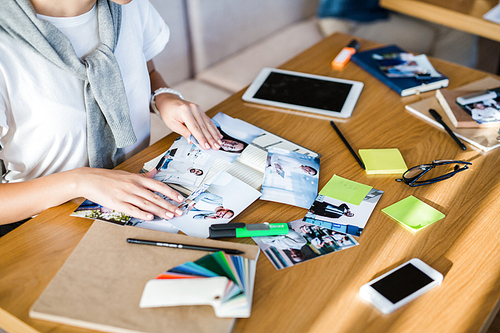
[332,39,360,69]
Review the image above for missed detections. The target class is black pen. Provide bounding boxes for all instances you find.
[126,238,245,255]
[330,121,365,170]
[428,109,467,150]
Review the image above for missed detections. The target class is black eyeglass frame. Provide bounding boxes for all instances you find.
[396,160,472,187]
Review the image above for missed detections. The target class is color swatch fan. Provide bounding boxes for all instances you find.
[140,251,257,318]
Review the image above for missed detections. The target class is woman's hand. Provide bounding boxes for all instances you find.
[155,93,222,150]
[76,167,185,221]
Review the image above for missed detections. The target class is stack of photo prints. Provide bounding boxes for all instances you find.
[71,113,382,269]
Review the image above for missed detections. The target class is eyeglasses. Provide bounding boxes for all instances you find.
[396,160,471,187]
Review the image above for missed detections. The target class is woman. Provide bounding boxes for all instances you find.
[0,0,222,232]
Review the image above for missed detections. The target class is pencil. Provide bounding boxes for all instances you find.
[126,238,245,255]
[330,121,365,170]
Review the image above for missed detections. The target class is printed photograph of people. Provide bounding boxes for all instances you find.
[463,98,500,124]
[125,215,180,234]
[303,188,383,237]
[72,194,182,234]
[252,220,358,270]
[124,189,192,234]
[372,52,441,78]
[71,199,131,225]
[146,137,215,188]
[167,171,261,238]
[189,112,263,163]
[260,147,320,209]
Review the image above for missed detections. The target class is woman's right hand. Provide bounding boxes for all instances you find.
[76,167,184,221]
[154,93,223,150]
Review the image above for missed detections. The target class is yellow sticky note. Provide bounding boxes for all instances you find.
[382,195,445,232]
[319,175,372,206]
[358,148,407,175]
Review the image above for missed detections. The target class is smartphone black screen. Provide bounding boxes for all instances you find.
[371,263,434,304]
[252,72,352,112]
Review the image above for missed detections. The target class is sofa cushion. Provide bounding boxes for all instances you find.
[173,80,232,110]
[196,18,324,93]
[150,80,231,145]
[149,0,192,85]
[187,0,319,73]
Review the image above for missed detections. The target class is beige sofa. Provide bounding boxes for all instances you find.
[148,0,323,144]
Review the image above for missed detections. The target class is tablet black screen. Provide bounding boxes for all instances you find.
[252,72,353,112]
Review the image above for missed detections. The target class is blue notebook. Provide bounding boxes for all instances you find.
[351,45,449,97]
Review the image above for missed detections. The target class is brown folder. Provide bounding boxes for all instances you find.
[29,221,259,333]
[405,77,500,152]
[436,77,500,128]
[436,89,482,128]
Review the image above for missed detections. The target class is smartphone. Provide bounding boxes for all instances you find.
[359,258,443,314]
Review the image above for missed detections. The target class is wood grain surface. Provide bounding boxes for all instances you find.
[380,0,500,42]
[1,33,499,333]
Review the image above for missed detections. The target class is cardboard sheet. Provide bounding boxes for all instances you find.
[29,221,259,333]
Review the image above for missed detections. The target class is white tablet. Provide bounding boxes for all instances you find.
[242,68,364,118]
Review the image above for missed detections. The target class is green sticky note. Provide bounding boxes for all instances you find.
[319,175,372,206]
[382,195,445,232]
[358,148,407,175]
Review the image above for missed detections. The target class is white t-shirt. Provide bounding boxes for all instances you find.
[0,0,169,182]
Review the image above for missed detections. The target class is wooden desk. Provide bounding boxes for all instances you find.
[379,0,500,43]
[1,33,500,333]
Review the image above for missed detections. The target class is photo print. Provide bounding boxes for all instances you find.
[303,188,383,237]
[71,199,131,225]
[72,197,181,235]
[253,219,358,270]
[372,52,442,79]
[189,112,263,163]
[462,97,500,124]
[260,147,320,209]
[167,171,262,238]
[146,136,215,188]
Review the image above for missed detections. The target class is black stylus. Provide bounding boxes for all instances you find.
[428,109,467,150]
[126,238,245,255]
[330,121,365,170]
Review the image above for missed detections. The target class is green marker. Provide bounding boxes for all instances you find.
[209,222,289,239]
